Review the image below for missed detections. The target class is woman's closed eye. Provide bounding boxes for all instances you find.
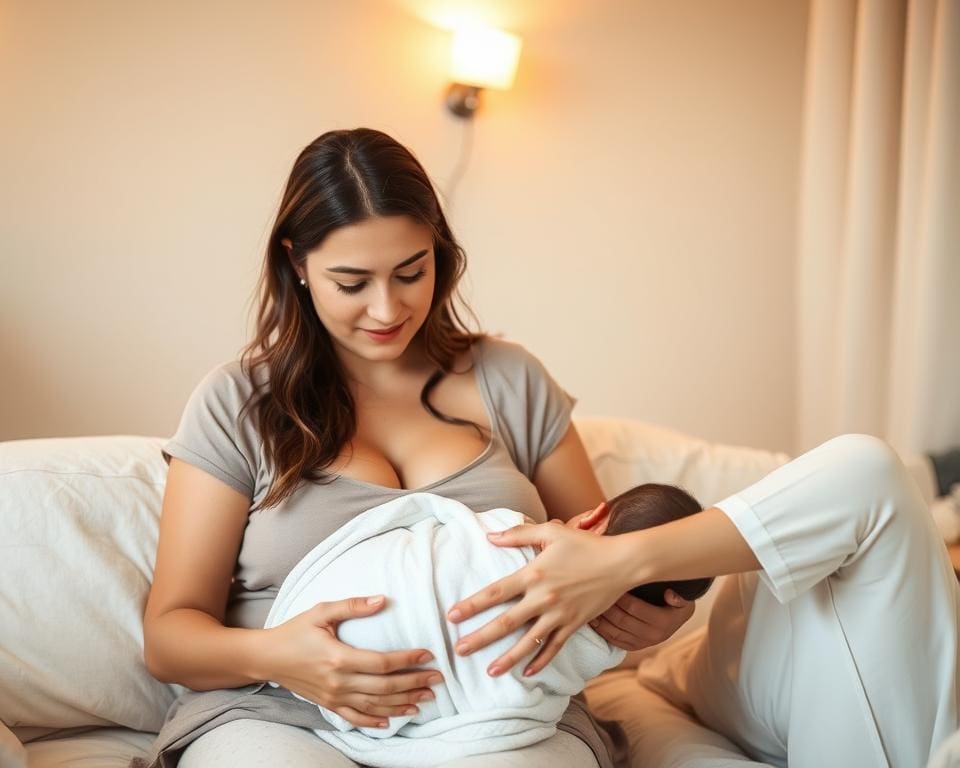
[335,269,427,295]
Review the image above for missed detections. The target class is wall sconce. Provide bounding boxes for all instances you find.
[445,26,522,119]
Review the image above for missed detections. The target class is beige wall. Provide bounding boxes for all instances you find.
[0,0,808,453]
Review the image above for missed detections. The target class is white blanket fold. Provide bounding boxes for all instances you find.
[264,492,624,767]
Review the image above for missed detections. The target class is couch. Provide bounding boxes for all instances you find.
[0,417,806,767]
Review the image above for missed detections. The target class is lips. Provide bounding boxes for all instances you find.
[361,321,406,342]
[364,322,404,335]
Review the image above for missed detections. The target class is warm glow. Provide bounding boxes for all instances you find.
[449,25,521,90]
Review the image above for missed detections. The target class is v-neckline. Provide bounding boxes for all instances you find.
[333,339,499,494]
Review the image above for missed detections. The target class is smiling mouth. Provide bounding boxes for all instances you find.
[362,322,405,334]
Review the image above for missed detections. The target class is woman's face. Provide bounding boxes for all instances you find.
[294,215,437,366]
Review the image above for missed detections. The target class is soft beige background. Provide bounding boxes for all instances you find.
[0,0,808,453]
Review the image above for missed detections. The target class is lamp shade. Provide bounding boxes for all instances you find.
[449,26,521,90]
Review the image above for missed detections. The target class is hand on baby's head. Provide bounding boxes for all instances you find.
[603,483,714,606]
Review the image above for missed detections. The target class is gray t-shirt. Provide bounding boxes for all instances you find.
[162,336,574,629]
[148,337,623,768]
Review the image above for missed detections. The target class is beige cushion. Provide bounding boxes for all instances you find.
[0,721,26,768]
[23,727,154,768]
[0,436,182,732]
[585,670,754,767]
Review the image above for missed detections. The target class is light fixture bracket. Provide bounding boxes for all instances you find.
[445,83,482,119]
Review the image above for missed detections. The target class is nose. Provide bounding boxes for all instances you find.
[367,283,401,325]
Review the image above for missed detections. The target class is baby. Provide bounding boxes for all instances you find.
[264,484,712,767]
[603,482,714,605]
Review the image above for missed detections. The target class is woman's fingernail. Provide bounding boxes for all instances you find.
[427,674,444,685]
[487,664,502,677]
[404,707,418,715]
[378,721,389,728]
[417,651,433,664]
[367,595,384,605]
[455,641,470,655]
[448,608,462,621]
[417,691,435,702]
[487,531,503,538]
[523,667,535,677]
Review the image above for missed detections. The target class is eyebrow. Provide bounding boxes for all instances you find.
[325,249,428,275]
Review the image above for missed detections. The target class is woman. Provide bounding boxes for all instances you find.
[139,128,691,768]
[446,434,960,766]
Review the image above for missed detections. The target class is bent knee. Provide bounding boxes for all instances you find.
[823,433,924,518]
[823,433,902,482]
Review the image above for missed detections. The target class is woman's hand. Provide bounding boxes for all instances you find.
[446,522,637,677]
[558,504,694,651]
[263,595,444,729]
[589,589,694,651]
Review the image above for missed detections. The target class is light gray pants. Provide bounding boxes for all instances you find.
[178,718,599,767]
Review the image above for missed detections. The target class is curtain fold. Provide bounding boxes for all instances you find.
[796,0,960,456]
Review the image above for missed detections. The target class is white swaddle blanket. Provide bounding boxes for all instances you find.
[264,492,625,767]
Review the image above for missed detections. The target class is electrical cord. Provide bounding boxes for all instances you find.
[443,118,475,214]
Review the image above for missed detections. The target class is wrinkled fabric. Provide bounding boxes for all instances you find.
[264,492,625,767]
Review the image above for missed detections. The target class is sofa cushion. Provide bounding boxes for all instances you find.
[0,436,182,733]
[584,669,752,767]
[0,720,26,768]
[23,727,154,768]
[575,417,788,505]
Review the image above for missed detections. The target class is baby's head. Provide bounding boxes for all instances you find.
[603,483,714,606]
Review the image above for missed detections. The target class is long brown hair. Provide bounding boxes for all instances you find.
[239,129,481,509]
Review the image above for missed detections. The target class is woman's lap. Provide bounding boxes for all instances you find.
[178,719,360,768]
[177,719,598,768]
[436,730,599,767]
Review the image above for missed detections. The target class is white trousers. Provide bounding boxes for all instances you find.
[617,434,960,768]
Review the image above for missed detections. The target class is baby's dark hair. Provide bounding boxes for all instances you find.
[603,483,714,606]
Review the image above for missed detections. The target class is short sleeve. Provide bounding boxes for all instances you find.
[474,338,577,479]
[162,362,260,498]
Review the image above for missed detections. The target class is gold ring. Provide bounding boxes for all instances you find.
[534,637,544,646]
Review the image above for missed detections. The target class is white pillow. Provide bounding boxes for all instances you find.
[0,435,182,732]
[575,417,788,505]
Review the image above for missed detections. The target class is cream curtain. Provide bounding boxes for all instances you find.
[796,0,960,456]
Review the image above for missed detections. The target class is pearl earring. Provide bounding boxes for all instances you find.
[299,278,307,286]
